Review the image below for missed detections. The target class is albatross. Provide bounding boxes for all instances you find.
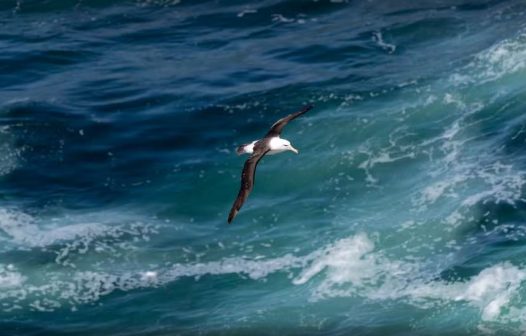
[228,104,313,223]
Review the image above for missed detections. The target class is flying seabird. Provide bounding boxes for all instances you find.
[228,104,313,223]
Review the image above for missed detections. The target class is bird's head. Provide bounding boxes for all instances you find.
[280,139,299,154]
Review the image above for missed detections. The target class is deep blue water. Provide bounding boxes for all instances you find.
[2,0,526,335]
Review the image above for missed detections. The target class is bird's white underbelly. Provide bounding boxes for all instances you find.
[266,148,286,155]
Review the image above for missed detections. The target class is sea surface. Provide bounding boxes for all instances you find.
[2,0,526,335]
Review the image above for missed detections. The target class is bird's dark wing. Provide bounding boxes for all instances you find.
[265,104,313,138]
[228,148,270,223]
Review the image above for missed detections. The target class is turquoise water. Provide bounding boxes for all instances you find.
[2,0,526,334]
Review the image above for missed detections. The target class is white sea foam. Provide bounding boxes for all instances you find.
[418,176,465,206]
[464,162,525,207]
[458,263,525,321]
[426,160,526,228]
[0,207,162,311]
[136,0,181,7]
[0,125,23,176]
[0,208,160,271]
[290,234,526,324]
[0,250,310,311]
[405,32,526,214]
[293,233,375,286]
[0,264,25,289]
[163,253,308,281]
[355,131,417,185]
[237,8,257,18]
[372,31,396,54]
[0,226,524,328]
[271,14,296,23]
[405,263,526,322]
[0,210,157,251]
[450,31,526,85]
[408,88,526,221]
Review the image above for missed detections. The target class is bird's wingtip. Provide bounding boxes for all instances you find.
[227,209,237,224]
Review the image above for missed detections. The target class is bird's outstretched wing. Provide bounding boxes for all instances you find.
[228,148,270,223]
[265,104,313,138]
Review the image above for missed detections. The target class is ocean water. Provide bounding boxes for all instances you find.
[2,0,526,334]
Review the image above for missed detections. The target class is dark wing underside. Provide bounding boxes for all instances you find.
[265,104,313,138]
[228,148,269,223]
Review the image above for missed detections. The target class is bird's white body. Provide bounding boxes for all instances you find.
[238,137,298,155]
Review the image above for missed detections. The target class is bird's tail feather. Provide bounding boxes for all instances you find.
[228,208,238,224]
[236,144,248,155]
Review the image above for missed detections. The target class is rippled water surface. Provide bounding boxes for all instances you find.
[2,0,526,335]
